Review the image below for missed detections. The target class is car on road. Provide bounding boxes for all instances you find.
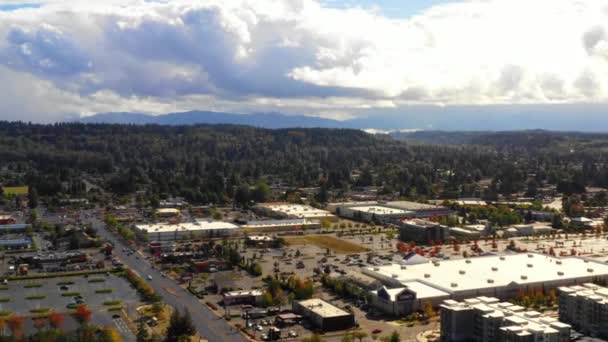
[147,275,153,280]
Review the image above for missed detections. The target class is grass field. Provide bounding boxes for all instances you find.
[284,235,368,253]
[2,186,28,195]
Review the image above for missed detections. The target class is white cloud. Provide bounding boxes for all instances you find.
[0,0,608,122]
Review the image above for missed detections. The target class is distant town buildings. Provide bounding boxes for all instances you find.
[329,201,453,222]
[440,296,570,342]
[558,283,608,339]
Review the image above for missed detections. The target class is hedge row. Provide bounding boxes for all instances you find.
[124,269,157,301]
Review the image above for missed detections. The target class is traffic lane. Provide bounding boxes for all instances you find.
[89,218,244,342]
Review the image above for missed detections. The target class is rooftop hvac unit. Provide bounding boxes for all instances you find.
[588,268,594,273]
[392,274,399,278]
[400,265,407,270]
[373,267,379,271]
[527,264,533,268]
[487,279,494,284]
[557,271,564,276]
[459,270,466,275]
[521,275,528,280]
[528,254,534,258]
[556,260,562,265]
[424,273,431,278]
[465,259,472,264]
[499,256,505,261]
[491,267,498,271]
[451,282,458,288]
[433,261,440,267]
[584,259,589,263]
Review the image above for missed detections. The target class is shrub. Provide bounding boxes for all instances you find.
[103,300,122,306]
[123,269,157,301]
[95,289,113,294]
[88,278,105,283]
[26,295,46,300]
[108,306,122,312]
[0,311,12,317]
[29,308,51,313]
[0,298,9,302]
[24,284,42,288]
[0,286,8,291]
[57,281,75,286]
[61,292,80,297]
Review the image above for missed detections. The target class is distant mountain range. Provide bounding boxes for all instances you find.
[79,111,345,129]
[77,104,608,132]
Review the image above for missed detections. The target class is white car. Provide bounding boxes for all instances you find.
[147,275,153,280]
[255,325,263,331]
[288,331,298,338]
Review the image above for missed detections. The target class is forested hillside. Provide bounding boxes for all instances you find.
[1,122,607,205]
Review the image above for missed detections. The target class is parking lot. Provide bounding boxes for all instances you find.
[0,273,138,314]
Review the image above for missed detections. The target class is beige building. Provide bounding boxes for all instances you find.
[440,296,571,342]
[558,283,608,339]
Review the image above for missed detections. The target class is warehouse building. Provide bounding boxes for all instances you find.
[440,296,571,342]
[399,219,450,244]
[240,219,320,232]
[338,205,411,223]
[386,201,453,218]
[329,201,453,221]
[0,236,32,249]
[134,220,240,241]
[363,253,608,315]
[253,203,337,222]
[558,283,608,339]
[292,298,355,332]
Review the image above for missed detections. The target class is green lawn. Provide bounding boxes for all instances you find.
[3,186,28,195]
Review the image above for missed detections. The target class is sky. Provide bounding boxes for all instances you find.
[0,0,607,123]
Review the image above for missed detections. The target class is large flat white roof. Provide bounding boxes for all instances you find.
[242,219,318,228]
[350,206,410,215]
[365,253,608,294]
[260,204,333,219]
[135,221,239,233]
[297,298,350,318]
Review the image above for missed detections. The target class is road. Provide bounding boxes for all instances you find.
[86,214,246,342]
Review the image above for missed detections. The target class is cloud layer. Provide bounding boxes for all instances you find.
[1,0,608,122]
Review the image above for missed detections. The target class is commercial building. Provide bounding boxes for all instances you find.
[399,219,450,244]
[371,282,450,316]
[134,220,240,241]
[440,296,571,342]
[222,289,264,306]
[329,201,453,222]
[240,219,320,232]
[155,208,181,218]
[510,223,554,236]
[292,298,355,332]
[386,201,453,218]
[338,205,411,223]
[245,235,276,248]
[254,203,337,222]
[558,283,608,338]
[363,254,608,315]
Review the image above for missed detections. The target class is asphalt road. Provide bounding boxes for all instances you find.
[86,214,246,342]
